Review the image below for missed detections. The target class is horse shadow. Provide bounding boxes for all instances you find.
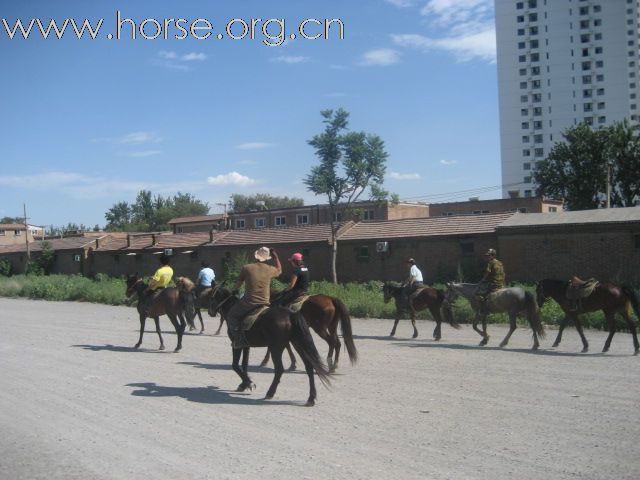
[72,344,173,354]
[178,361,309,376]
[395,341,625,357]
[125,382,300,406]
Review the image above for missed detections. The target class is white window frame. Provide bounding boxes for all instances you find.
[255,218,266,228]
[363,210,374,221]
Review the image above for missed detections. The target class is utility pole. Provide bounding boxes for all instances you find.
[605,160,612,209]
[23,203,31,271]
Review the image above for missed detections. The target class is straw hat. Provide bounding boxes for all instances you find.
[254,246,272,262]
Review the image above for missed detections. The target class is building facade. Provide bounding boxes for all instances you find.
[0,224,45,246]
[496,0,640,198]
[428,197,563,216]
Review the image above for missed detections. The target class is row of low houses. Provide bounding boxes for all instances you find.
[1,206,639,285]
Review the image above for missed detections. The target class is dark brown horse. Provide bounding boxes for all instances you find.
[209,286,330,406]
[382,282,460,339]
[536,279,640,354]
[260,294,358,372]
[125,274,190,352]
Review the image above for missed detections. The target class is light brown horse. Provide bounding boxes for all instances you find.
[383,282,460,339]
[536,279,640,354]
[260,294,358,373]
[125,274,191,352]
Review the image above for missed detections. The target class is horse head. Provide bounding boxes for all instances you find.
[209,284,237,316]
[443,282,459,304]
[125,273,143,298]
[535,280,548,306]
[382,281,402,304]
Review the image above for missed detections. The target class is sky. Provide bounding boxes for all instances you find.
[0,0,500,228]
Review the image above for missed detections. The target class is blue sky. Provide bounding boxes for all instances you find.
[0,0,499,228]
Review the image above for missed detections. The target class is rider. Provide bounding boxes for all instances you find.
[227,246,282,348]
[404,258,424,315]
[142,254,174,316]
[272,252,309,307]
[475,248,505,313]
[195,261,215,297]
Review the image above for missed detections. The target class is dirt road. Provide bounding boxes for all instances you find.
[0,298,638,479]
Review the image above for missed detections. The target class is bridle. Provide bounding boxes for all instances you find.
[209,284,235,315]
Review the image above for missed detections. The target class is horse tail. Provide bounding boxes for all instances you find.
[441,301,461,329]
[178,289,196,329]
[332,298,358,365]
[290,312,331,388]
[622,286,640,320]
[525,290,545,338]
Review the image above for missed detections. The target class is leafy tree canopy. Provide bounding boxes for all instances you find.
[228,194,304,213]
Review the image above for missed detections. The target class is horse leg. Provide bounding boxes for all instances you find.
[168,313,183,352]
[499,313,518,348]
[431,307,442,341]
[552,314,568,347]
[214,314,224,336]
[620,310,640,355]
[134,314,146,349]
[480,314,490,346]
[153,317,165,351]
[389,313,401,337]
[234,348,254,391]
[602,312,617,353]
[410,311,419,339]
[260,348,271,367]
[196,308,205,334]
[265,346,285,400]
[301,354,318,407]
[285,344,297,371]
[314,329,335,372]
[574,315,589,353]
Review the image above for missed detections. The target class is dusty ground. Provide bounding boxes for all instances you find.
[0,297,639,480]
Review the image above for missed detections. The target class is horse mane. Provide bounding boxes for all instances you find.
[175,276,196,292]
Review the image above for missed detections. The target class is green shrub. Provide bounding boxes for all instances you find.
[0,258,12,277]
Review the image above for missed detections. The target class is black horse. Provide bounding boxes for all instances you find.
[209,286,330,406]
[536,278,640,354]
[125,274,190,352]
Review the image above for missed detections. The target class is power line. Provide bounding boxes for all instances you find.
[400,182,526,203]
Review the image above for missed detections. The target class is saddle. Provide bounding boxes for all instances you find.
[286,295,309,313]
[197,287,213,299]
[241,305,270,331]
[567,276,599,300]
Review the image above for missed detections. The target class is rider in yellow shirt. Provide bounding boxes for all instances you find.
[142,254,173,315]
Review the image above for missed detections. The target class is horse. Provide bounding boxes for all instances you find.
[173,276,224,335]
[260,294,358,373]
[209,285,330,406]
[536,279,640,354]
[382,282,460,339]
[125,274,191,352]
[444,282,545,350]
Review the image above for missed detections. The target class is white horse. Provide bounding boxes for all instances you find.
[444,282,545,350]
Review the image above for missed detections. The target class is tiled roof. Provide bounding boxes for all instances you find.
[95,232,224,252]
[212,223,344,246]
[167,214,226,224]
[0,224,27,230]
[338,213,514,241]
[497,206,640,229]
[0,236,102,254]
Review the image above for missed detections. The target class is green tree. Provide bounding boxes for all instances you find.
[535,121,640,210]
[228,194,304,213]
[0,216,23,224]
[105,201,131,231]
[304,108,389,283]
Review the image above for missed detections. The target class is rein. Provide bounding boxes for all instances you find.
[210,285,236,314]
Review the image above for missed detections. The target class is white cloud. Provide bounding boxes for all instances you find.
[153,50,207,70]
[385,0,417,7]
[324,92,347,98]
[207,172,257,187]
[182,52,207,61]
[359,48,401,67]
[119,131,162,145]
[125,150,162,158]
[235,142,275,150]
[439,159,458,165]
[390,172,421,180]
[271,55,310,64]
[391,0,496,63]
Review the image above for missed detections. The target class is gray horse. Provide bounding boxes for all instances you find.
[444,282,545,350]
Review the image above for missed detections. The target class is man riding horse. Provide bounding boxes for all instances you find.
[227,246,282,348]
[272,252,309,308]
[403,258,424,315]
[141,253,173,316]
[475,248,505,313]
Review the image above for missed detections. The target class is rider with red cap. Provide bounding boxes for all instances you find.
[273,252,310,307]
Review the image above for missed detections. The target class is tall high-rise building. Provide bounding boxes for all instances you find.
[495,0,639,198]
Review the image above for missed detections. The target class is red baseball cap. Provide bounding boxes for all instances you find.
[289,252,303,262]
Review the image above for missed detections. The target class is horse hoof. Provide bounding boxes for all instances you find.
[532,345,539,351]
[412,333,418,339]
[552,342,559,348]
[287,365,297,372]
[173,348,181,353]
[133,344,141,349]
[264,393,274,400]
[635,349,639,356]
[499,342,507,348]
[159,345,165,351]
[581,348,589,353]
[602,347,609,353]
[434,336,441,341]
[305,400,315,407]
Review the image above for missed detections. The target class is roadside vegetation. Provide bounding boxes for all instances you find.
[0,274,618,330]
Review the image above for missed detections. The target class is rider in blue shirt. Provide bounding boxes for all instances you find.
[196,261,215,297]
